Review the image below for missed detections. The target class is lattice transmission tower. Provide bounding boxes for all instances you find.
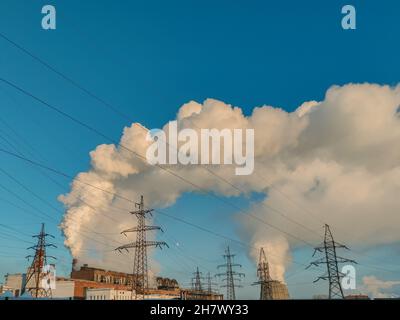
[191,267,204,292]
[307,224,356,299]
[206,272,218,294]
[23,223,56,298]
[252,247,274,300]
[116,195,168,299]
[216,246,245,300]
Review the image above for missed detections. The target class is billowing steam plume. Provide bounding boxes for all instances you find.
[59,83,400,282]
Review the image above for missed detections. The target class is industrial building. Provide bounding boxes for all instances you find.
[86,288,133,300]
[55,263,180,300]
[2,273,26,297]
[71,263,135,286]
[180,289,223,300]
[0,284,12,295]
[345,294,370,300]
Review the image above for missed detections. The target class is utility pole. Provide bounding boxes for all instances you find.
[216,246,245,300]
[23,223,56,298]
[192,267,203,292]
[116,195,168,300]
[253,247,273,300]
[307,224,357,299]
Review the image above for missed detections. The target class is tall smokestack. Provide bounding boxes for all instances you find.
[72,258,78,272]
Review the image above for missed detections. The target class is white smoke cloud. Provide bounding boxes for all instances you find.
[59,83,400,281]
[362,276,400,298]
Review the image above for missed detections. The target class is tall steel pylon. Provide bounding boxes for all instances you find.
[307,224,356,299]
[23,223,56,298]
[206,272,218,294]
[192,267,203,292]
[252,247,273,300]
[116,195,168,299]
[216,246,245,300]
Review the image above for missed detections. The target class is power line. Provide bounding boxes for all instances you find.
[0,32,133,122]
[1,144,397,279]
[0,156,134,249]
[0,170,124,248]
[0,32,326,241]
[0,78,318,248]
[254,173,400,274]
[1,33,394,279]
[0,147,320,271]
[0,121,123,224]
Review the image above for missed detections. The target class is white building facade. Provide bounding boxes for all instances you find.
[51,279,75,299]
[4,273,26,297]
[86,288,133,300]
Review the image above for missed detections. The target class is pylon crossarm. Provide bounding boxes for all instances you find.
[32,233,54,238]
[231,263,242,268]
[155,241,168,249]
[115,242,137,250]
[306,259,324,269]
[313,276,329,283]
[115,240,167,250]
[232,272,245,277]
[121,225,161,235]
[333,241,349,249]
[312,247,324,257]
[336,257,357,264]
[232,277,244,282]
[130,209,154,216]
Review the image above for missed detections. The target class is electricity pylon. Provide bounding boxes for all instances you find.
[216,246,245,300]
[307,224,356,299]
[252,247,273,300]
[116,195,168,299]
[192,267,204,292]
[206,272,218,294]
[23,223,56,298]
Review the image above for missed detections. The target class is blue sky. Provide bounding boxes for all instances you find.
[1,0,400,299]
